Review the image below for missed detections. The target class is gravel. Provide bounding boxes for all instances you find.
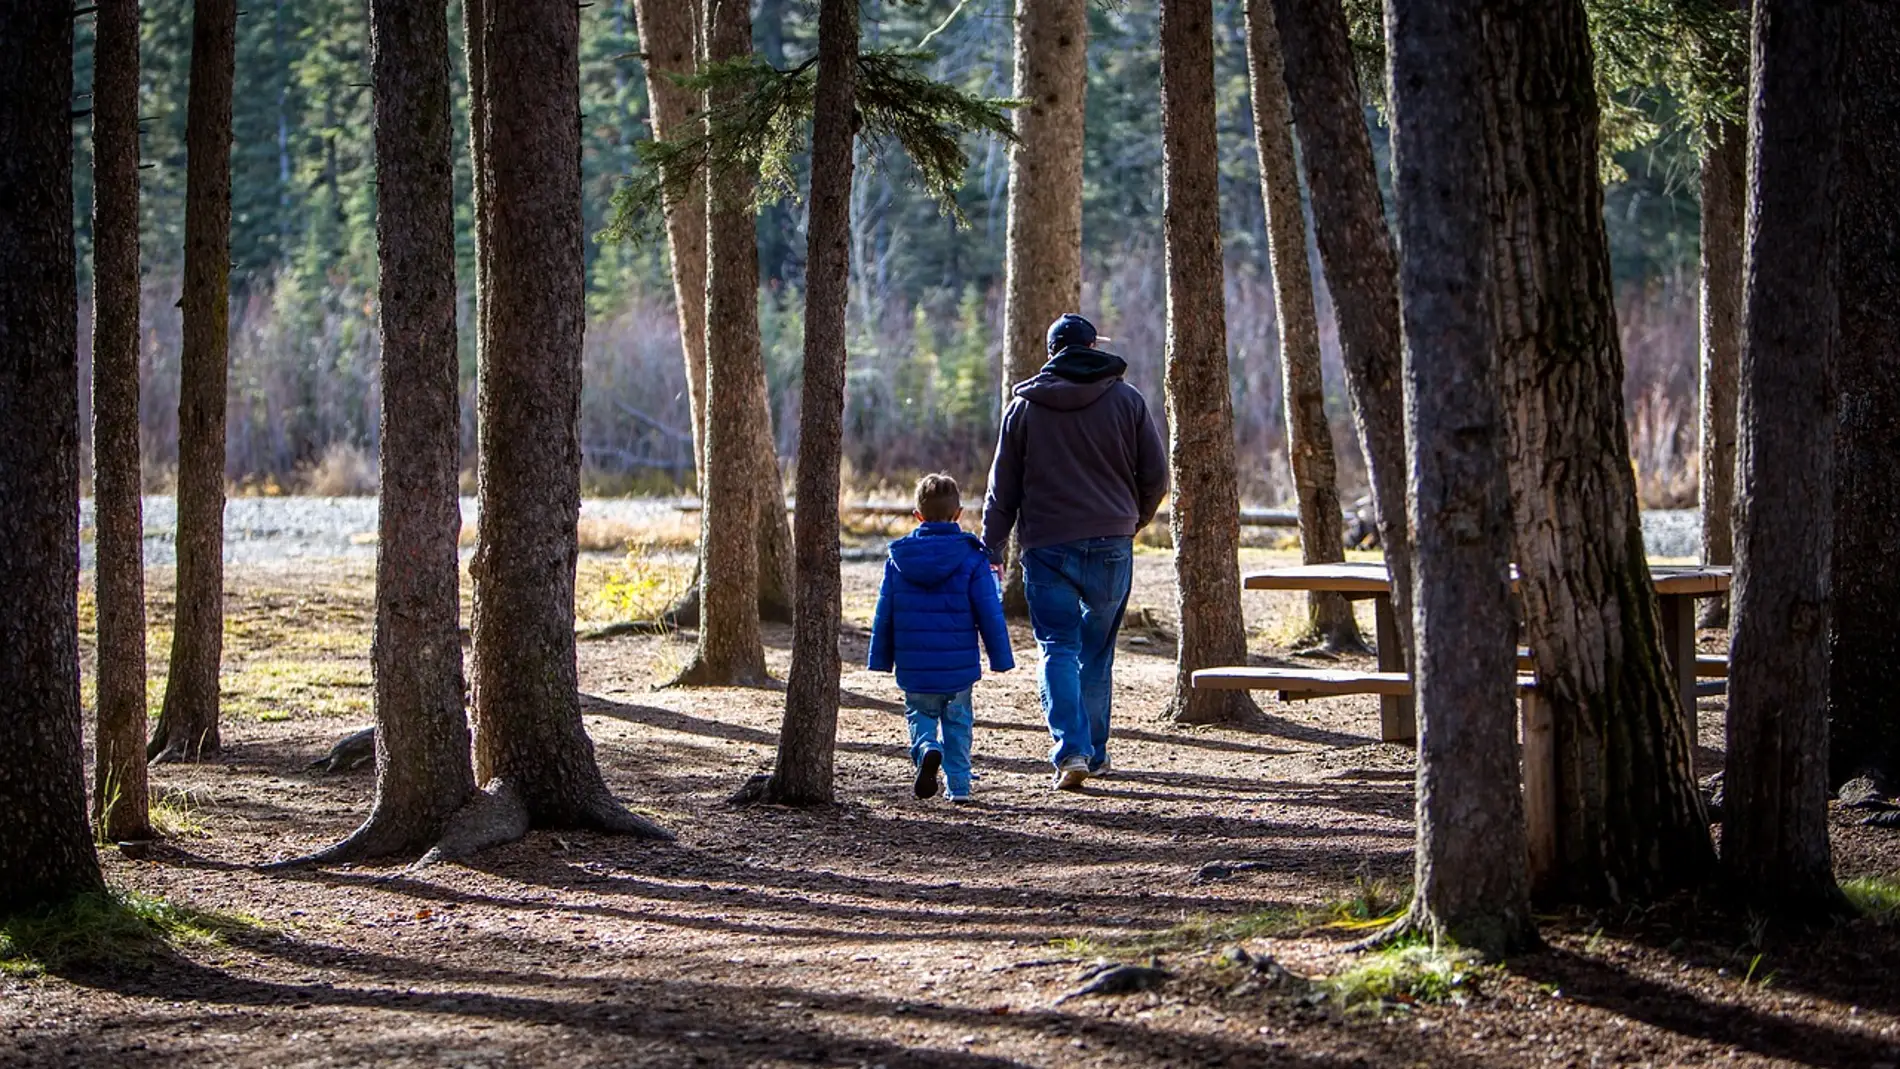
[78,496,1705,567]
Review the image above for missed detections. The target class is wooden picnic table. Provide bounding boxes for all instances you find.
[1242,561,1731,743]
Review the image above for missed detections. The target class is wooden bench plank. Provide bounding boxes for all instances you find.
[1190,667,1413,696]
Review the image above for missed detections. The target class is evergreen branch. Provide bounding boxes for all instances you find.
[605,48,1018,245]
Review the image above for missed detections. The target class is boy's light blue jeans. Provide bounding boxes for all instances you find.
[906,689,974,796]
[1023,536,1134,771]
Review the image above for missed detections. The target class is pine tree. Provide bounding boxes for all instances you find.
[151,0,238,763]
[740,0,860,806]
[0,0,106,914]
[91,0,154,842]
[997,0,1087,615]
[1241,0,1362,654]
[1380,0,1537,958]
[1482,0,1714,903]
[1724,0,1850,917]
[1159,0,1258,727]
[468,0,671,840]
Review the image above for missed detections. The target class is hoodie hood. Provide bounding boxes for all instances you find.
[1012,346,1128,411]
[888,522,986,587]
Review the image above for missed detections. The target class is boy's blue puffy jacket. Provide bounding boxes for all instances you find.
[868,522,1015,694]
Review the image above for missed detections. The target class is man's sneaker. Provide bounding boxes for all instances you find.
[914,749,942,799]
[1054,756,1091,792]
[1089,757,1113,778]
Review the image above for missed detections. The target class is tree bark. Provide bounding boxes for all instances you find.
[1160,0,1259,728]
[1383,0,1537,959]
[634,0,794,630]
[1269,0,1414,677]
[1481,0,1714,905]
[744,0,858,807]
[634,0,708,481]
[1695,3,1747,629]
[997,0,1087,617]
[90,0,153,843]
[0,0,105,913]
[295,0,477,863]
[1827,0,1900,796]
[1242,0,1363,654]
[468,0,669,839]
[151,0,238,763]
[1725,0,1849,917]
[669,0,770,686]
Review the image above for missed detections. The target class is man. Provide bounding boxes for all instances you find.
[983,314,1169,791]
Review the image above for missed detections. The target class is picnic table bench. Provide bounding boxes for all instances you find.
[1193,561,1731,744]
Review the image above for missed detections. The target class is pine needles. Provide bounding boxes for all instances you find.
[605,48,1017,244]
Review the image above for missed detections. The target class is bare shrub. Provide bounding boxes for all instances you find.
[303,442,377,497]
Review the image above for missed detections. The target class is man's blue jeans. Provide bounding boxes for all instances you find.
[906,689,974,796]
[1023,536,1134,771]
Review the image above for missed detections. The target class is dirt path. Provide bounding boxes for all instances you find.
[6,553,1898,1068]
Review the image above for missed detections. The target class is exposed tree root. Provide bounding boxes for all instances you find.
[727,771,836,807]
[259,811,447,871]
[659,581,794,630]
[1167,690,1262,728]
[410,779,534,869]
[306,726,376,773]
[662,657,772,690]
[577,620,678,642]
[147,735,220,765]
[564,790,676,840]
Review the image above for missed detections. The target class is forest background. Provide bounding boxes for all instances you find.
[71,0,1702,506]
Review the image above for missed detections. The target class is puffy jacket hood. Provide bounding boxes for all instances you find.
[888,522,987,587]
[1013,346,1129,412]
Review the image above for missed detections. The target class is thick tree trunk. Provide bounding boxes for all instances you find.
[1695,8,1746,629]
[90,0,153,843]
[1268,0,1414,677]
[1242,0,1362,654]
[1481,0,1713,905]
[1828,1,1900,797]
[1383,0,1537,959]
[998,0,1087,617]
[670,0,770,686]
[294,0,476,863]
[151,0,237,763]
[468,0,669,839]
[1160,0,1259,728]
[1725,0,1849,917]
[0,2,105,913]
[745,0,858,807]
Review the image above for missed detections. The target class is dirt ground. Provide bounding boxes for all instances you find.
[6,546,1900,1068]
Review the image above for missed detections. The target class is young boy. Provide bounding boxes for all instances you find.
[868,474,1015,802]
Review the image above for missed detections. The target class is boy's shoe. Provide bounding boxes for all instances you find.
[946,792,975,805]
[914,749,943,799]
[1053,756,1091,792]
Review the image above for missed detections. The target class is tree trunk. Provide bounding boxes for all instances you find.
[635,0,794,630]
[1268,0,1414,677]
[669,0,770,686]
[0,1,105,913]
[151,0,237,763]
[90,0,153,843]
[295,0,475,863]
[468,0,669,839]
[1695,4,1747,629]
[1481,0,1714,905]
[633,0,708,481]
[744,0,858,807]
[997,0,1087,617]
[1827,1,1900,798]
[1242,0,1363,654]
[1381,0,1537,960]
[1160,0,1259,728]
[1725,0,1849,917]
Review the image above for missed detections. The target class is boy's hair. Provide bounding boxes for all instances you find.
[915,473,961,522]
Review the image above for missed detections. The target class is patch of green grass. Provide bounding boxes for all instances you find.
[150,789,209,838]
[1156,908,1308,949]
[1048,935,1111,957]
[1321,874,1409,931]
[1843,874,1900,924]
[1,890,265,978]
[1322,939,1487,1013]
